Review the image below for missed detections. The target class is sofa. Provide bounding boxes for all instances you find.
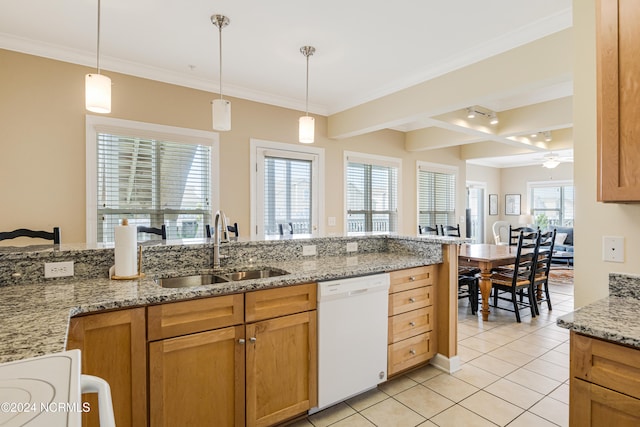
[552,226,574,253]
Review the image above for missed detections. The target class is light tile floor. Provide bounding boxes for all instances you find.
[290,277,573,427]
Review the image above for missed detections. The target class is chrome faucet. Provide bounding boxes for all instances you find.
[213,210,229,269]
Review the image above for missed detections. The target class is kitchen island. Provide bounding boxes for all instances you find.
[557,273,640,426]
[0,234,464,426]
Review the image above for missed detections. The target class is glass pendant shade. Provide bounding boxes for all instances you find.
[542,159,560,169]
[212,98,231,131]
[299,115,315,143]
[85,73,111,113]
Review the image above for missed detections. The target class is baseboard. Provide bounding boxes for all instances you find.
[431,353,461,374]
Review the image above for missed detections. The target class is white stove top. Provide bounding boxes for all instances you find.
[0,350,82,427]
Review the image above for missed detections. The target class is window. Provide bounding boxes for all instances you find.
[86,116,218,244]
[417,162,457,228]
[528,181,574,227]
[345,152,400,234]
[251,139,323,239]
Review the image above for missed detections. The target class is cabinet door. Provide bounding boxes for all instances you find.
[597,0,640,201]
[67,308,147,427]
[571,378,640,427]
[246,311,317,427]
[149,325,245,427]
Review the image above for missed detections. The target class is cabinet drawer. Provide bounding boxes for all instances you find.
[388,286,432,316]
[389,266,435,293]
[245,283,317,322]
[388,332,434,376]
[148,294,244,341]
[388,306,433,344]
[571,332,640,400]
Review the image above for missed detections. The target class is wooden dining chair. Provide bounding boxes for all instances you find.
[440,224,461,237]
[418,225,439,235]
[0,227,61,244]
[490,229,540,322]
[279,222,293,235]
[525,228,557,314]
[137,225,167,240]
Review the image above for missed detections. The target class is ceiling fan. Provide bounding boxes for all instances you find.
[540,152,573,169]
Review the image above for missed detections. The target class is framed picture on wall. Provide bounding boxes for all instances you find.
[489,194,498,215]
[505,194,521,215]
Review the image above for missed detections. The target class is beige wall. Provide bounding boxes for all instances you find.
[573,0,640,307]
[0,49,467,244]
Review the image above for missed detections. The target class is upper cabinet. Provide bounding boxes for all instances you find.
[597,0,640,202]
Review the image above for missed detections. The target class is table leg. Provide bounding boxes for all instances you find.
[479,270,492,321]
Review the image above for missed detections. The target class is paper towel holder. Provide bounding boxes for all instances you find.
[111,219,146,280]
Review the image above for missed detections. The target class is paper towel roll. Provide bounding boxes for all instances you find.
[114,222,138,277]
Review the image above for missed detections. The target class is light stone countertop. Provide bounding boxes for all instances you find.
[0,252,436,363]
[557,272,640,349]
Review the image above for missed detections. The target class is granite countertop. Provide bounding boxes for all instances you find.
[0,252,435,363]
[557,272,640,349]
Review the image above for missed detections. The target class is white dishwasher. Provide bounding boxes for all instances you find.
[313,273,390,412]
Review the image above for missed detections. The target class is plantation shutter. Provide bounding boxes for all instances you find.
[418,168,456,227]
[346,158,398,233]
[97,133,211,242]
[263,155,313,236]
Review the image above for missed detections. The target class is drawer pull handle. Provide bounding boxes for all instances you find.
[250,337,257,343]
[409,349,416,355]
[409,322,416,327]
[409,276,416,281]
[409,297,416,303]
[238,339,245,344]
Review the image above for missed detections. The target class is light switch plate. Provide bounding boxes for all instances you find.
[603,236,624,263]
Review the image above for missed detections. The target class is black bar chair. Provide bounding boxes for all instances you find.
[0,227,61,244]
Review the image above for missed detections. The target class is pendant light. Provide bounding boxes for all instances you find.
[299,46,316,144]
[85,0,111,113]
[211,14,231,131]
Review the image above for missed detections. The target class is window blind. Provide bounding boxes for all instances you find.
[346,161,398,233]
[418,169,456,227]
[97,133,211,242]
[263,156,312,236]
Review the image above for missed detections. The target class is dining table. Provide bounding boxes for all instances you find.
[458,243,526,321]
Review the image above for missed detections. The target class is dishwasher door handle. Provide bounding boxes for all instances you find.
[348,288,368,296]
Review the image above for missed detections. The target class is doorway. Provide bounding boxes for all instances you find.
[466,183,486,243]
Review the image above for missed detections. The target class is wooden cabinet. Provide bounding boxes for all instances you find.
[67,308,147,427]
[245,283,317,427]
[387,266,436,376]
[569,331,640,426]
[148,295,245,427]
[148,284,316,427]
[596,0,640,202]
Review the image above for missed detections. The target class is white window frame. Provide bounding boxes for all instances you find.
[416,161,458,231]
[85,115,219,244]
[526,179,574,226]
[344,151,402,235]
[250,138,324,240]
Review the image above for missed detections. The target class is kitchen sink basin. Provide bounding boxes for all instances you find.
[156,268,289,288]
[156,274,229,288]
[222,268,288,281]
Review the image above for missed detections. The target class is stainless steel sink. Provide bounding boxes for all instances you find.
[156,268,289,288]
[222,268,288,281]
[156,274,229,288]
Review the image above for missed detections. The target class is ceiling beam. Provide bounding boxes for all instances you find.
[327,28,572,139]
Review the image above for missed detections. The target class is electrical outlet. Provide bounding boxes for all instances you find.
[603,236,624,263]
[328,216,336,226]
[346,242,358,253]
[44,261,74,278]
[302,245,317,256]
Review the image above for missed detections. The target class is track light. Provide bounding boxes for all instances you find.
[466,108,476,119]
[466,106,498,125]
[543,131,552,142]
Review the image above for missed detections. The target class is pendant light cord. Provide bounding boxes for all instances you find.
[218,24,223,100]
[96,0,102,74]
[305,53,309,116]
